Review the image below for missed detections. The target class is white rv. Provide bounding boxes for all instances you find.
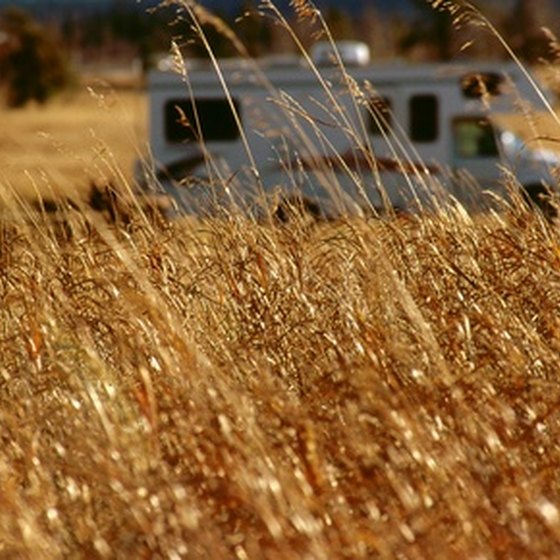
[138,42,559,218]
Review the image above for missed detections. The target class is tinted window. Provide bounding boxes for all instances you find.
[368,96,392,135]
[165,98,241,143]
[409,94,438,142]
[453,118,499,158]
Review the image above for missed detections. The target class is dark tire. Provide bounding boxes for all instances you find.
[521,184,557,221]
[273,196,322,223]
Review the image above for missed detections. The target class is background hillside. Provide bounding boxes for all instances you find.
[0,0,417,17]
[0,0,539,17]
[0,0,558,102]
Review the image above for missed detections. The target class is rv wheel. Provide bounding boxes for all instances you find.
[521,184,557,221]
[273,196,322,223]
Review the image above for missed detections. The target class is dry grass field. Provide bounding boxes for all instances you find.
[1,84,560,559]
[0,86,146,206]
[4,176,560,559]
[5,2,560,557]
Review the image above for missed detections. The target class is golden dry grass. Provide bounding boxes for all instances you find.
[2,201,560,559]
[0,86,146,206]
[4,3,560,556]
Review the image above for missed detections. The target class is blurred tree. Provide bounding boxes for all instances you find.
[235,1,272,57]
[398,0,455,60]
[0,8,71,107]
[109,1,166,72]
[323,7,354,41]
[502,0,553,62]
[181,7,237,59]
[57,2,174,76]
[355,5,397,60]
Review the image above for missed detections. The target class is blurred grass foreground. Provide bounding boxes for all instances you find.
[4,1,560,559]
[5,200,560,559]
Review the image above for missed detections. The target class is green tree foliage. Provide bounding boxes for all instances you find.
[0,8,72,108]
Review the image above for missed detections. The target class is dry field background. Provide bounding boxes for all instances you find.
[0,86,147,206]
[4,59,560,558]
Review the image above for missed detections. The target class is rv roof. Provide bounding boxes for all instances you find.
[152,58,523,84]
[149,58,543,106]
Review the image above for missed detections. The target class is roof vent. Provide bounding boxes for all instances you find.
[311,41,370,67]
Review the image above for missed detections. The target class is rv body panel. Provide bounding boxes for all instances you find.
[141,55,558,217]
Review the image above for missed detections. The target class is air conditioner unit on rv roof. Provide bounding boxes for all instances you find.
[311,41,371,67]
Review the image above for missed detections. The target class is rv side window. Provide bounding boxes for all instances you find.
[409,94,438,142]
[367,96,392,135]
[453,118,499,158]
[165,98,241,143]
